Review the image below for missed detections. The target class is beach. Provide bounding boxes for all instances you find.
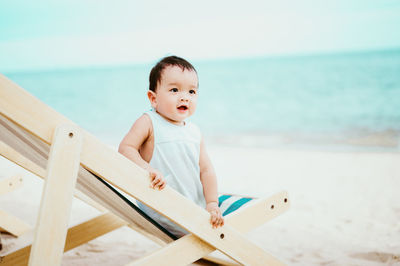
[1,49,400,265]
[1,139,399,265]
[2,0,400,264]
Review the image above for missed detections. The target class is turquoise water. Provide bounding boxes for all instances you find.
[5,49,400,148]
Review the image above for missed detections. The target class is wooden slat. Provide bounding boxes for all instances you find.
[0,213,126,266]
[63,212,127,251]
[28,124,82,266]
[0,246,30,266]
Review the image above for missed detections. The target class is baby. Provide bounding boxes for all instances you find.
[119,55,224,237]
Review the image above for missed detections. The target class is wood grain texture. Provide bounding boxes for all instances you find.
[28,124,82,266]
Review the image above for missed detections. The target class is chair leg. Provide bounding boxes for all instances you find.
[28,124,82,266]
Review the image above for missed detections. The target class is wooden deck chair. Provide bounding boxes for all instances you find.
[0,74,290,265]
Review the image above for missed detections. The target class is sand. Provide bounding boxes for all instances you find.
[1,142,400,265]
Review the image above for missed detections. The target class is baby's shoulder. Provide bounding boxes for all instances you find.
[131,114,153,135]
[135,113,152,126]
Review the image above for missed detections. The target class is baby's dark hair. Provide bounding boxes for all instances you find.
[149,55,197,92]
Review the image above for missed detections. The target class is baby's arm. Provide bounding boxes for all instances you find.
[199,137,224,228]
[118,114,166,190]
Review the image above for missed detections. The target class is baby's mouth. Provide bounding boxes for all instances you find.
[177,105,188,111]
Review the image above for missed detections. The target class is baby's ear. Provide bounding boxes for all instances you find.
[147,90,157,108]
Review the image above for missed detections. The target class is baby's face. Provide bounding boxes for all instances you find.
[149,65,199,125]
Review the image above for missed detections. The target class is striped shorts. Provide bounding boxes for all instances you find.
[218,194,254,216]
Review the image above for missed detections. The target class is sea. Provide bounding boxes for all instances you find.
[4,49,400,151]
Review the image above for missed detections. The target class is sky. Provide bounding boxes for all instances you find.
[1,0,400,72]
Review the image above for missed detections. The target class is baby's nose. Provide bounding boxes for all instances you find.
[180,94,189,101]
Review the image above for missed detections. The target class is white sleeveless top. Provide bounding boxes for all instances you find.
[138,110,206,237]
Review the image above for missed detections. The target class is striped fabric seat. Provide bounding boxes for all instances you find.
[218,194,254,216]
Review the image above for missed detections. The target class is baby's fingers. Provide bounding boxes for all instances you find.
[154,180,166,190]
[210,211,219,228]
[214,215,223,228]
[218,215,225,227]
[213,212,224,228]
[151,178,160,188]
[149,172,157,181]
[159,181,166,190]
[152,177,166,190]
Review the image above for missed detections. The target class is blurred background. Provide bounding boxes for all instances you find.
[1,0,400,151]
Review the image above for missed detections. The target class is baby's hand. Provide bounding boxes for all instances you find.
[206,202,224,229]
[149,169,166,190]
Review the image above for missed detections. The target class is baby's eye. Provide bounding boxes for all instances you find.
[189,89,197,94]
[170,88,178,92]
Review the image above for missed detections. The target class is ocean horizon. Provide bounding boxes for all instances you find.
[4,49,400,151]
